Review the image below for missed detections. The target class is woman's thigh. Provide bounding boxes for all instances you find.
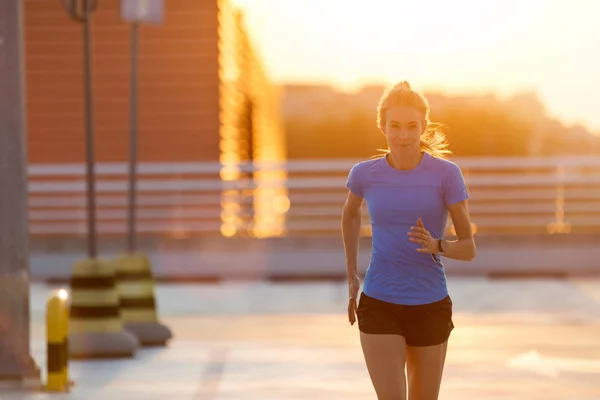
[357,293,408,399]
[402,296,454,400]
[360,332,407,400]
[406,340,448,400]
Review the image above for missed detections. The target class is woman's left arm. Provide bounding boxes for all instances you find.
[439,200,476,261]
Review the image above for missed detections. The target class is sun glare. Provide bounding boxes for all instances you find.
[231,0,537,87]
[231,0,600,132]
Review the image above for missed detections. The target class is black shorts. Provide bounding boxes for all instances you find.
[357,292,454,347]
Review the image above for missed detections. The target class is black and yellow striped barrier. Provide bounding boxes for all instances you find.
[45,289,70,392]
[113,253,172,346]
[68,258,140,358]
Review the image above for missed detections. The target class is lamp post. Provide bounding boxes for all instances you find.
[61,0,99,259]
[121,0,163,252]
[116,0,172,349]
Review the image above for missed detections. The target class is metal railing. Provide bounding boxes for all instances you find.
[27,156,600,238]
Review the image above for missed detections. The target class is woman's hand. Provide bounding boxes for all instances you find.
[348,275,360,325]
[408,218,441,254]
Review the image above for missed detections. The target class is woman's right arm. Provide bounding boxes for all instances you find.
[341,191,364,281]
[342,191,364,325]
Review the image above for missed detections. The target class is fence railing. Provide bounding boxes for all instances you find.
[27,156,600,238]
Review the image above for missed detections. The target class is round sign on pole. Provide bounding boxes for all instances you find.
[121,0,164,24]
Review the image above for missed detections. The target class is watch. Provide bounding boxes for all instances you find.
[437,239,445,254]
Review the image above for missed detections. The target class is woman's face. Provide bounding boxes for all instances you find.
[383,106,426,153]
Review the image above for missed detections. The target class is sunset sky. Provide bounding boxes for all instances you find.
[231,0,600,134]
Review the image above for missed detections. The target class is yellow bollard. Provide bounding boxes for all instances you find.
[45,289,70,392]
[68,258,139,358]
[113,253,172,346]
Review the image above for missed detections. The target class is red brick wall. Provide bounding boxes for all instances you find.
[24,0,220,163]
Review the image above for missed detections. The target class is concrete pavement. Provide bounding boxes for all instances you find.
[4,277,600,399]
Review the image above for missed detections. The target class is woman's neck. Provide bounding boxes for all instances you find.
[386,150,424,171]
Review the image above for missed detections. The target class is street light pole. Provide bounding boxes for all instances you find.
[61,0,98,259]
[127,21,139,252]
[121,0,163,253]
[82,0,98,258]
[116,0,173,348]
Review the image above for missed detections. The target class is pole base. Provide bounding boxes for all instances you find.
[69,330,139,359]
[124,321,173,347]
[0,356,42,391]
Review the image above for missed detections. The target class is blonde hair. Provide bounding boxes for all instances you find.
[376,81,451,159]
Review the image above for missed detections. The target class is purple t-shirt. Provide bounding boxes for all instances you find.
[346,152,469,305]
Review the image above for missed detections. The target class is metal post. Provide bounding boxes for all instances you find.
[82,0,97,258]
[127,22,139,253]
[0,0,41,384]
[121,0,164,252]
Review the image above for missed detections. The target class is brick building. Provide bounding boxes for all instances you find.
[24,0,287,239]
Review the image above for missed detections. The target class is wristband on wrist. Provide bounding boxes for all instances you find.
[437,239,445,254]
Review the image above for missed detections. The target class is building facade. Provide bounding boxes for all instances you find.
[24,0,287,239]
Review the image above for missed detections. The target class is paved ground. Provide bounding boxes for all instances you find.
[5,277,600,399]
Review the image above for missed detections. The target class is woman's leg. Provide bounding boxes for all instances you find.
[360,332,407,400]
[406,340,448,400]
[402,295,454,400]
